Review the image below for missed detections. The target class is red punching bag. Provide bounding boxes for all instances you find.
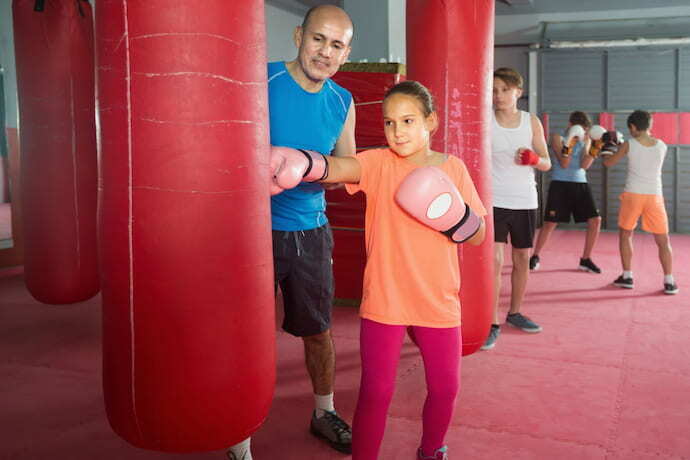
[96,1,275,452]
[407,0,495,356]
[13,0,99,304]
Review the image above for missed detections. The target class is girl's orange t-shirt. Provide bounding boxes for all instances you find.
[346,148,487,328]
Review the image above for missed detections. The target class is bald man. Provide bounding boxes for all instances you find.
[227,6,355,459]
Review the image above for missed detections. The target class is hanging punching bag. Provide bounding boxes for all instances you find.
[13,0,99,304]
[96,0,275,452]
[407,0,495,356]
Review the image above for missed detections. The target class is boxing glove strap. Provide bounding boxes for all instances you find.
[441,204,480,244]
[298,149,329,182]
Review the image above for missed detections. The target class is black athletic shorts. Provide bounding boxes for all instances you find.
[493,207,537,249]
[544,181,600,223]
[272,223,334,337]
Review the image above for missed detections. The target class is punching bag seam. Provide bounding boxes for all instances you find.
[69,75,82,270]
[129,32,248,48]
[122,0,142,440]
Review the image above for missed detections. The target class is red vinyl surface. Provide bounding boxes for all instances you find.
[96,0,275,451]
[406,0,496,356]
[332,71,404,148]
[680,113,690,145]
[12,0,99,304]
[599,113,615,131]
[651,112,679,145]
[328,72,405,300]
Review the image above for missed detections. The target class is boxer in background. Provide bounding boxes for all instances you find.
[603,110,678,295]
[481,67,551,351]
[530,111,603,274]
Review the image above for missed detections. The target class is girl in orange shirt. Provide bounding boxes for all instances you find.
[271,80,487,459]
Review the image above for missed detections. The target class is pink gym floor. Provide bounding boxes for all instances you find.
[1,229,688,460]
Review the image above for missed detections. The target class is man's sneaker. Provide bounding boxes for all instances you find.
[613,275,634,289]
[310,410,352,454]
[418,445,448,460]
[529,254,540,271]
[579,258,601,274]
[506,313,542,333]
[480,325,500,350]
[664,282,679,295]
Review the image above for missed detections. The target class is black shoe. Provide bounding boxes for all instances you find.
[664,282,679,295]
[310,410,352,454]
[613,275,633,289]
[579,258,601,274]
[529,254,540,271]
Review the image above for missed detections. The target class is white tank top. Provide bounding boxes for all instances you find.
[491,111,538,209]
[625,138,667,195]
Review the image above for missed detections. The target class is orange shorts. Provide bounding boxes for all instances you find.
[618,192,669,234]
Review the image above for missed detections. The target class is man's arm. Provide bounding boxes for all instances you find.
[603,141,629,168]
[530,114,551,172]
[332,102,356,157]
[549,132,571,169]
[580,137,595,170]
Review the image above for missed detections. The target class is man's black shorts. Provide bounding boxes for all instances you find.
[544,180,600,223]
[493,208,537,249]
[272,224,334,337]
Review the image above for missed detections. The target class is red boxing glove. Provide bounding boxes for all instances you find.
[520,148,539,166]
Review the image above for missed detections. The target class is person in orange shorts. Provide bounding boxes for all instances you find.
[603,110,678,295]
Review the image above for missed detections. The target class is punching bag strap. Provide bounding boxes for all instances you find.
[33,0,45,12]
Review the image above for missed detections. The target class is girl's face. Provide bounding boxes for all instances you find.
[492,77,521,111]
[383,94,437,159]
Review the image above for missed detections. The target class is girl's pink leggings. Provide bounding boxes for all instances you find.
[352,318,461,459]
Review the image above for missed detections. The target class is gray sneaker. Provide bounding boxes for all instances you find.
[480,326,500,350]
[310,410,352,454]
[226,450,250,460]
[506,313,542,333]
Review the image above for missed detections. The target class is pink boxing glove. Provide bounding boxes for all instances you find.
[269,146,329,195]
[519,148,539,166]
[395,166,481,243]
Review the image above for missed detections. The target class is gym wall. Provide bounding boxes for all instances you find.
[538,46,690,234]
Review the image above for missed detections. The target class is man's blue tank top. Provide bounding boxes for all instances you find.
[268,61,352,231]
[551,134,587,183]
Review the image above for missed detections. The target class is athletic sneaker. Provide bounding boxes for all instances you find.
[613,275,634,289]
[506,313,542,333]
[529,254,540,271]
[417,445,448,460]
[226,451,250,460]
[310,410,352,454]
[578,258,601,274]
[664,282,679,295]
[480,325,500,350]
